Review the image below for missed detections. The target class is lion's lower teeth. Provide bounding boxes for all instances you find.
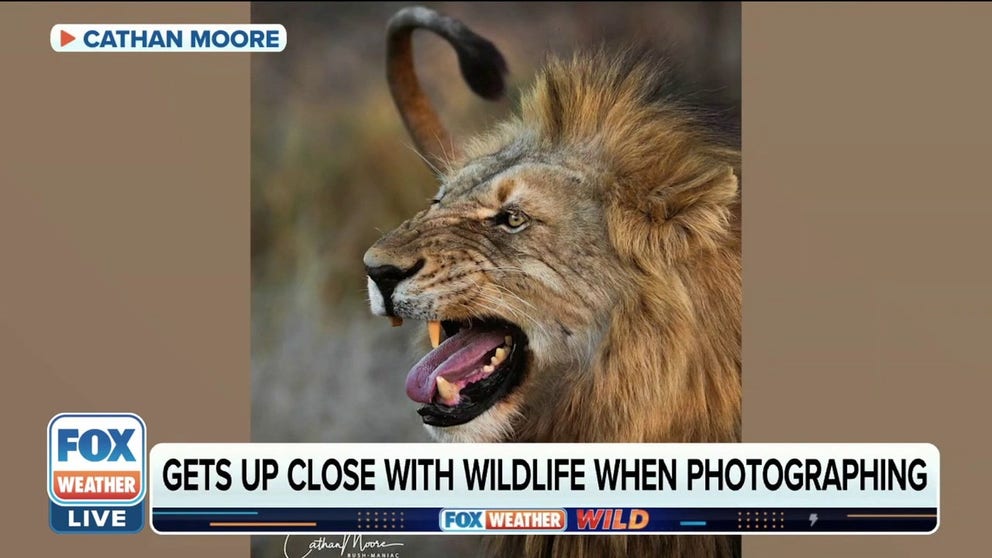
[435,343,511,405]
[489,347,509,367]
[436,376,459,404]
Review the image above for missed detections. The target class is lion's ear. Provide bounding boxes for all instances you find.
[650,164,739,221]
[609,164,739,263]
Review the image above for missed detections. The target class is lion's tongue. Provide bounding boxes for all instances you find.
[405,327,508,404]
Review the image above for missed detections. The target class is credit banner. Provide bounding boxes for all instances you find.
[50,24,286,52]
[149,443,939,535]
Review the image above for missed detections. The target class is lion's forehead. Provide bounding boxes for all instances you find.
[439,153,589,206]
[440,154,523,199]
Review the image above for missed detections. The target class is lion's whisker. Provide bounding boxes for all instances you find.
[403,142,443,177]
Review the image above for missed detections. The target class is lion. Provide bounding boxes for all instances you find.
[363,7,741,558]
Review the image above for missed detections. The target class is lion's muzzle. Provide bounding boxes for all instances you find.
[364,253,424,317]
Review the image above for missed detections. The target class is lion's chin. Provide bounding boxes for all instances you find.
[423,400,521,443]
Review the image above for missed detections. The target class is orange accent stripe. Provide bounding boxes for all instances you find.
[209,522,317,527]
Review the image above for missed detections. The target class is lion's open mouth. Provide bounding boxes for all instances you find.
[404,319,528,427]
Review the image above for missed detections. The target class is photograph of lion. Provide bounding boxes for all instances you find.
[252,3,740,558]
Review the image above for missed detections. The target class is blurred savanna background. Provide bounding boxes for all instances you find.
[251,2,739,556]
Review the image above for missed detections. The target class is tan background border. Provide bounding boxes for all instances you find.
[0,2,249,556]
[1,2,988,557]
[743,3,990,556]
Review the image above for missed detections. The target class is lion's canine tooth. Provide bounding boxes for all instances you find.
[390,317,403,327]
[436,376,458,403]
[428,320,441,348]
[494,347,508,362]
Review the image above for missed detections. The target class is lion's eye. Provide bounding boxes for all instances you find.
[507,212,526,228]
[496,209,530,232]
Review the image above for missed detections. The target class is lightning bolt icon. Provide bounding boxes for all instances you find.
[809,513,818,527]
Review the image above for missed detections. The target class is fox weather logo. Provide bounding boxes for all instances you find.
[47,413,146,534]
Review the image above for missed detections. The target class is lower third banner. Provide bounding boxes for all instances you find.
[148,442,940,535]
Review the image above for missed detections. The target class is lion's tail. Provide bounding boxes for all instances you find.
[386,6,508,172]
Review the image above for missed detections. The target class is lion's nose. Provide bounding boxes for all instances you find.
[364,253,425,312]
[366,260,423,292]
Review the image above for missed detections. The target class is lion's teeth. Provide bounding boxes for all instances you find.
[436,376,459,403]
[494,347,508,363]
[390,317,403,327]
[428,320,442,348]
[504,335,513,346]
[482,364,495,373]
